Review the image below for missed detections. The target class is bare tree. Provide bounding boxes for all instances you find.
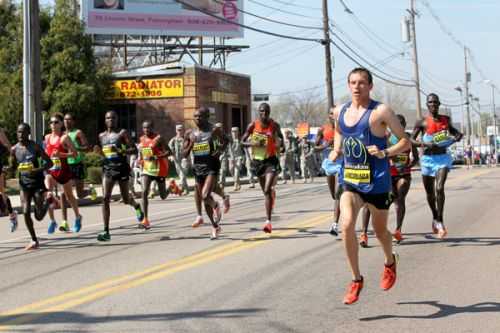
[271,91,328,127]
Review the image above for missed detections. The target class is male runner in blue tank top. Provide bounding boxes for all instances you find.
[329,68,411,305]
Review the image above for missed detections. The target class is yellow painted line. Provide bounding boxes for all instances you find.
[0,214,331,330]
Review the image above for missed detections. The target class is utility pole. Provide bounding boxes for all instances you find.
[464,47,472,146]
[23,0,43,142]
[23,0,31,126]
[31,0,43,143]
[408,0,422,119]
[322,0,334,109]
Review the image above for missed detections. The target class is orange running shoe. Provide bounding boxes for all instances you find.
[380,253,398,291]
[192,216,204,228]
[25,240,39,251]
[343,277,364,305]
[140,218,151,230]
[263,222,272,234]
[359,233,368,248]
[393,230,403,243]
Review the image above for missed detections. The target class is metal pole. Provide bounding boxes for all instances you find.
[492,85,498,157]
[23,0,31,125]
[322,0,334,109]
[459,90,465,152]
[464,47,472,146]
[409,0,422,119]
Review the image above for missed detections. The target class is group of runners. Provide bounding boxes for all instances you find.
[1,67,464,305]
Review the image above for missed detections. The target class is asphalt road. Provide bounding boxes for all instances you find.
[0,167,499,332]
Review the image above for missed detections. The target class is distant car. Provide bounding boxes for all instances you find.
[451,152,465,165]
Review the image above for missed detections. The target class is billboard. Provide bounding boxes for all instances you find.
[81,0,244,38]
[107,77,184,100]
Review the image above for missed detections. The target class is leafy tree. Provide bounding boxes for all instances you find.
[41,0,111,140]
[0,1,23,142]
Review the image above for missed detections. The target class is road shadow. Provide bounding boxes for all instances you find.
[359,301,500,321]
[399,235,500,247]
[0,308,266,326]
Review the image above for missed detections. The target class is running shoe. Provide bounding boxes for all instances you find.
[432,220,439,234]
[436,224,447,239]
[393,230,404,243]
[9,211,18,233]
[210,225,221,240]
[89,185,97,201]
[263,222,272,234]
[234,184,241,191]
[213,203,222,224]
[192,216,204,228]
[343,277,364,305]
[72,215,83,233]
[149,191,156,199]
[329,222,339,236]
[48,220,58,234]
[59,220,69,232]
[25,240,40,251]
[140,218,151,230]
[248,183,255,189]
[223,195,230,214]
[359,233,368,248]
[135,207,144,223]
[380,253,398,291]
[97,232,111,242]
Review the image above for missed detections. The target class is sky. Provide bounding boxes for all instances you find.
[39,0,500,122]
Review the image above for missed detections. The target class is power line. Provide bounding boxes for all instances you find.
[330,30,414,84]
[267,0,322,11]
[247,0,322,20]
[211,0,322,30]
[173,0,324,43]
[337,0,401,54]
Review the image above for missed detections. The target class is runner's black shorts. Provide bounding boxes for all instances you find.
[251,156,281,178]
[141,174,166,184]
[103,164,130,182]
[69,162,86,181]
[343,184,393,210]
[193,159,220,184]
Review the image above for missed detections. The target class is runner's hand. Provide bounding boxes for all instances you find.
[367,145,386,159]
[328,149,341,161]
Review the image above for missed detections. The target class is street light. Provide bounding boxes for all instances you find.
[472,96,482,154]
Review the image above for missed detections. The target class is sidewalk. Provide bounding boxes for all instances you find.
[6,176,253,212]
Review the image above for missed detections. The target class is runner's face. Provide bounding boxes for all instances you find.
[17,126,29,142]
[328,109,335,124]
[105,112,117,129]
[64,116,74,129]
[348,72,372,100]
[142,123,153,136]
[427,96,440,115]
[194,110,208,127]
[258,106,270,122]
[176,128,184,137]
[50,117,62,133]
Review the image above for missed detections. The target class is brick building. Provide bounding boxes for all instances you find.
[103,65,251,141]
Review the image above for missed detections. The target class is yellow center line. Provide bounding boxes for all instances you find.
[0,214,331,330]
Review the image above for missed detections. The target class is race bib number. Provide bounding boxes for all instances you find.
[392,154,409,167]
[18,162,34,174]
[433,130,449,144]
[103,145,118,159]
[193,142,210,157]
[50,157,62,171]
[344,164,371,185]
[252,133,269,161]
[141,147,154,159]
